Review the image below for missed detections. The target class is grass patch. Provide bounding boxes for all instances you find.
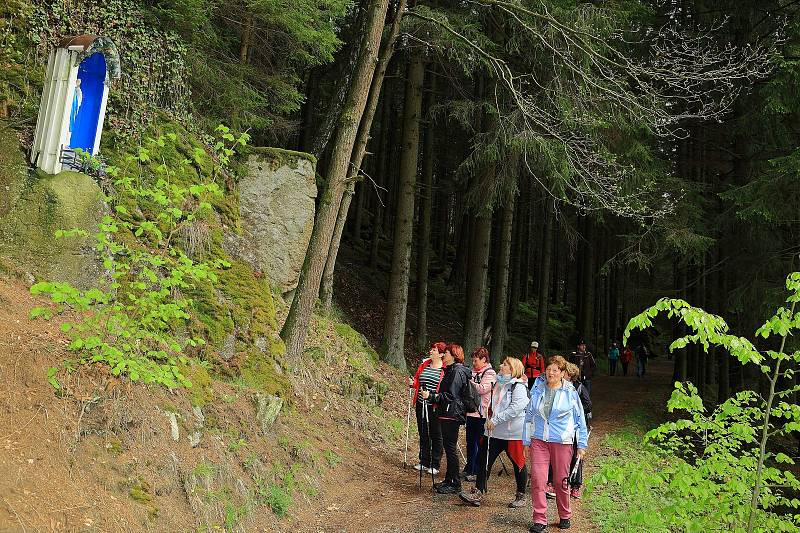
[584,415,669,533]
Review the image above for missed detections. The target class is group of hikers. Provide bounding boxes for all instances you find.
[406,340,593,532]
[606,341,650,377]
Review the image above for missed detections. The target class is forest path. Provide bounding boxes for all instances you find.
[298,357,674,533]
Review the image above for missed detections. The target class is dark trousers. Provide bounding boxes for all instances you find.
[609,359,618,376]
[465,416,485,475]
[439,418,462,486]
[416,401,442,469]
[476,437,527,494]
[637,358,648,377]
[621,361,629,376]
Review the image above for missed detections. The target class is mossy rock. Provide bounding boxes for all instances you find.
[240,348,289,397]
[181,364,214,407]
[249,146,317,170]
[0,129,105,288]
[224,148,317,293]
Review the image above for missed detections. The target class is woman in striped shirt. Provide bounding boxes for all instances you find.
[408,342,447,473]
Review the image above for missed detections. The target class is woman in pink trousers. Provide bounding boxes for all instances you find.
[522,355,589,532]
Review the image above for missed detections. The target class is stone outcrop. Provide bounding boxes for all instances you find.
[224,147,317,295]
[0,131,104,288]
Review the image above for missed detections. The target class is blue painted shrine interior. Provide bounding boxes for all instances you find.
[69,52,106,154]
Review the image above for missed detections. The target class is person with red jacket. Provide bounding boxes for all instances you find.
[522,341,545,392]
[408,342,446,474]
[621,345,634,376]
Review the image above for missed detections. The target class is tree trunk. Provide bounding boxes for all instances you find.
[369,91,392,270]
[415,72,435,354]
[464,213,492,356]
[352,181,365,243]
[437,192,450,262]
[507,188,523,326]
[317,0,406,310]
[239,13,253,63]
[319,184,354,313]
[280,0,391,365]
[536,197,555,348]
[448,214,471,287]
[550,219,563,304]
[718,252,730,401]
[579,217,595,343]
[490,193,515,363]
[486,214,500,326]
[380,51,426,370]
[520,182,533,302]
[307,7,367,160]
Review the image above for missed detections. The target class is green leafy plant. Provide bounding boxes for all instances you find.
[46,366,60,390]
[71,148,108,179]
[264,483,292,518]
[29,129,249,388]
[323,449,341,467]
[615,269,800,532]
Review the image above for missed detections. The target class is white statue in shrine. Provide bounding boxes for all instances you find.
[30,35,121,175]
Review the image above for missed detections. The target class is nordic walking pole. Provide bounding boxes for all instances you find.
[485,381,495,491]
[427,399,435,490]
[458,443,467,464]
[498,455,510,476]
[403,385,413,468]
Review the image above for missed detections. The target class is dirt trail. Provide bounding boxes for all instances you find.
[299,358,674,533]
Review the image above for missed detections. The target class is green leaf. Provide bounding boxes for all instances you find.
[46,367,60,391]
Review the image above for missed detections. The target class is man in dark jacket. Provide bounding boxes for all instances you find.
[636,343,650,378]
[569,340,597,393]
[421,343,474,494]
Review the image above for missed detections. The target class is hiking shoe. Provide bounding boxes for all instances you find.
[508,491,526,508]
[434,481,460,494]
[545,482,556,499]
[570,486,582,499]
[458,487,484,507]
[465,474,477,482]
[425,466,440,475]
[558,518,571,529]
[529,524,547,533]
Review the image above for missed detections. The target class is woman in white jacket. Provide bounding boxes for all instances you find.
[459,357,530,508]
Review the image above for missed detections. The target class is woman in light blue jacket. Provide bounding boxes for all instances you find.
[522,355,588,532]
[459,357,529,509]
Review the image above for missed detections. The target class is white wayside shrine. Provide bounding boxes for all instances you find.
[30,35,121,175]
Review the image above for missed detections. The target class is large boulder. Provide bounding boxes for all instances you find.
[224,147,317,294]
[0,129,104,288]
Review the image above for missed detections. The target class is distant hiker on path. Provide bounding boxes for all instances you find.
[523,355,589,533]
[621,345,633,376]
[409,342,446,474]
[607,342,620,376]
[523,341,545,391]
[636,343,650,378]
[568,341,597,393]
[421,344,475,494]
[464,347,496,481]
[459,357,529,509]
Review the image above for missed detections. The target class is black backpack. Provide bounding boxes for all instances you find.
[463,369,481,414]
